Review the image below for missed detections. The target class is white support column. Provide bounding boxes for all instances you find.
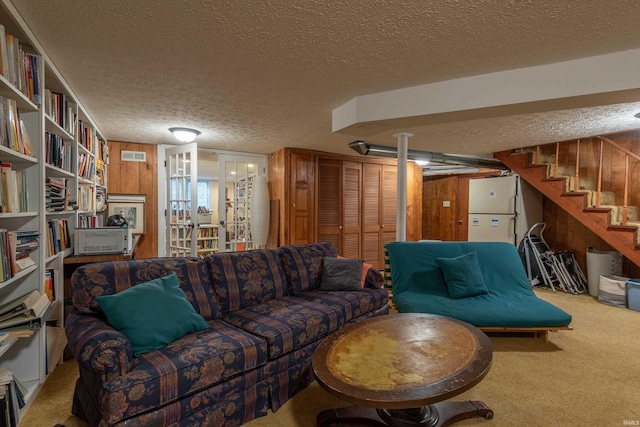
[393,132,413,242]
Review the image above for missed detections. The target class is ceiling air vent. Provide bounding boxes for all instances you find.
[121,150,147,162]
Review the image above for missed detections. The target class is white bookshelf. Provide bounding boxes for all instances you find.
[0,0,108,421]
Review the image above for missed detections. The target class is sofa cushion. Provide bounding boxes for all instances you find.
[96,272,210,356]
[204,249,287,313]
[222,296,342,359]
[319,257,363,291]
[98,319,268,424]
[71,257,222,320]
[338,256,373,287]
[293,288,388,323]
[276,242,338,295]
[437,251,489,299]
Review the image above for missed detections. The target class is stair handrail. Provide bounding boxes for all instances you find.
[597,136,640,163]
[596,135,637,225]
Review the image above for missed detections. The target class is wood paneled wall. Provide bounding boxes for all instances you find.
[106,141,159,259]
[543,197,640,278]
[422,171,501,241]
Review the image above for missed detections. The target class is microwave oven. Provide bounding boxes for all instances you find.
[74,228,133,255]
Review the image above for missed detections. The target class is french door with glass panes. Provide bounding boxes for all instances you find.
[217,154,266,252]
[166,143,198,256]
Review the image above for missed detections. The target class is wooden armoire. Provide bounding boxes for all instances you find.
[268,148,422,269]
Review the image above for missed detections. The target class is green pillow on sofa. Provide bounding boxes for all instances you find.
[437,251,489,299]
[96,272,210,356]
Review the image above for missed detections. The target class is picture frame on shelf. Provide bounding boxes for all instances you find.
[107,194,146,234]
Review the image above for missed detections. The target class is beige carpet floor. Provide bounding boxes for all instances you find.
[19,289,640,427]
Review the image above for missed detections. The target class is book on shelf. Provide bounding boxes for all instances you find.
[46,177,68,212]
[0,25,8,80]
[0,28,41,105]
[0,163,26,213]
[0,229,35,281]
[0,367,26,427]
[45,132,71,171]
[44,268,56,302]
[45,218,70,256]
[6,230,38,274]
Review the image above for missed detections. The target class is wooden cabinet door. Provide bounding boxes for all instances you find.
[362,163,383,268]
[342,161,362,258]
[317,159,342,250]
[288,151,315,245]
[317,159,362,257]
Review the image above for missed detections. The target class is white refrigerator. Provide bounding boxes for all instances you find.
[467,174,542,246]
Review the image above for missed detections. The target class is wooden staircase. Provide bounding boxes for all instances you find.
[495,139,640,268]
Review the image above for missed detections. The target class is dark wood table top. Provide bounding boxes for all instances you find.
[313,313,493,410]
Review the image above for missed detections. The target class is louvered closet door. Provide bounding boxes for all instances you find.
[317,159,342,250]
[362,163,383,269]
[342,161,362,258]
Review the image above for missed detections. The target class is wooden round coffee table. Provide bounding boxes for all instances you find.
[312,313,493,426]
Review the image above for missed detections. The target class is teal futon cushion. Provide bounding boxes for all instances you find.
[385,241,572,328]
[96,272,210,356]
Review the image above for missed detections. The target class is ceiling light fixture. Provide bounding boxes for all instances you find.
[169,127,201,143]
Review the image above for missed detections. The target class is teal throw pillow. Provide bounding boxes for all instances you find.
[319,257,363,291]
[96,272,209,356]
[437,251,489,299]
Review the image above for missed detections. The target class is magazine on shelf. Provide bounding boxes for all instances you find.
[0,290,40,321]
[0,290,49,328]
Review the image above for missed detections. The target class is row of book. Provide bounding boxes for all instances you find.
[0,96,33,157]
[44,89,77,136]
[78,152,96,181]
[43,268,57,303]
[0,24,41,105]
[78,120,96,152]
[45,132,73,172]
[0,230,38,283]
[45,177,68,213]
[45,219,71,258]
[78,184,94,212]
[78,214,99,229]
[0,163,26,214]
[0,367,27,427]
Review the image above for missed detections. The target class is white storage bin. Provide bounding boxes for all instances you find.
[586,249,623,296]
[597,275,628,307]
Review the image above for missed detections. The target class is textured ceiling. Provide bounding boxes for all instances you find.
[9,0,640,157]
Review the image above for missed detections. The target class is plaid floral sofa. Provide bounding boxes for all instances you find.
[65,242,389,427]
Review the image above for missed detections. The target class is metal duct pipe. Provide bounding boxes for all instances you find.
[348,140,507,169]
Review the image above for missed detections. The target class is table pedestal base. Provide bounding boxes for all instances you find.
[317,401,493,427]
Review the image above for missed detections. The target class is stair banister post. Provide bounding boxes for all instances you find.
[554,143,559,178]
[393,132,412,242]
[623,154,629,226]
[596,140,603,208]
[574,139,580,192]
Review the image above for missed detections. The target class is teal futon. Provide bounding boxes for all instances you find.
[385,241,572,333]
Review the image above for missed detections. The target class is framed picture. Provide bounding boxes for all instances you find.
[107,194,146,234]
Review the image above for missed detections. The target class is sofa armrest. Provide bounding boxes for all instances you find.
[364,268,384,289]
[65,310,134,382]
